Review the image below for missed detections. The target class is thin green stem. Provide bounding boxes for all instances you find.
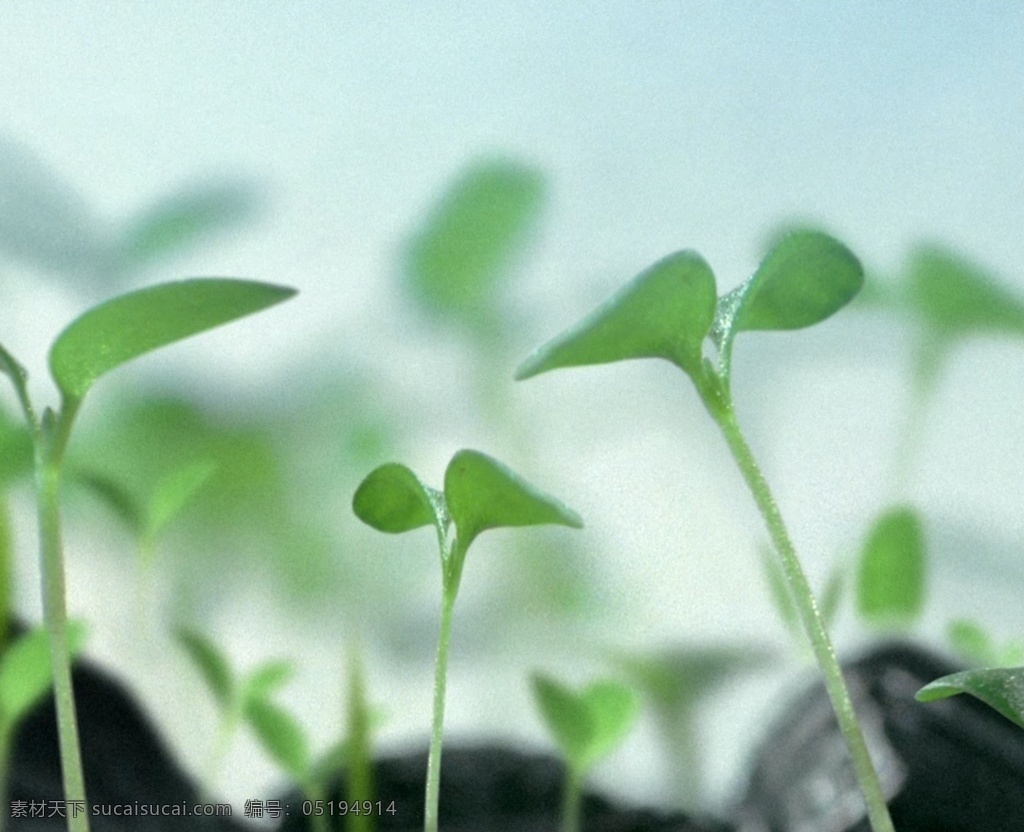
[424,571,459,832]
[708,401,895,832]
[560,768,582,832]
[35,445,90,832]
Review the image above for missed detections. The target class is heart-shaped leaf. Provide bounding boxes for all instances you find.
[856,506,926,627]
[352,463,445,534]
[908,246,1024,339]
[175,627,234,710]
[0,620,87,726]
[532,673,638,775]
[404,159,545,327]
[244,697,310,781]
[49,278,296,400]
[515,251,717,380]
[917,667,1024,730]
[444,449,582,548]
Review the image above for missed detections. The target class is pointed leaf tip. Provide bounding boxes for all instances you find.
[444,449,582,547]
[49,278,296,400]
[352,462,439,534]
[515,250,717,381]
[917,667,1024,729]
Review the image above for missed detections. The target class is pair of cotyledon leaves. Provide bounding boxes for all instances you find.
[531,674,639,779]
[352,451,583,555]
[515,229,863,384]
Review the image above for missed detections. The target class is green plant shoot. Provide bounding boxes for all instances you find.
[0,277,294,832]
[516,231,898,832]
[531,673,638,832]
[353,449,582,832]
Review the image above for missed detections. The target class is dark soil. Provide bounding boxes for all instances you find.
[9,639,1024,831]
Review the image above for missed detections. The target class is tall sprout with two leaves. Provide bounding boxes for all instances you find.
[353,449,582,832]
[0,278,294,832]
[516,231,897,832]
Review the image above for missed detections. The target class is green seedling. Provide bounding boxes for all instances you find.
[859,245,1024,489]
[516,231,898,832]
[72,459,216,626]
[352,449,582,832]
[611,644,774,810]
[0,278,294,832]
[763,545,844,646]
[0,621,86,832]
[178,622,354,832]
[916,667,1024,730]
[531,673,638,832]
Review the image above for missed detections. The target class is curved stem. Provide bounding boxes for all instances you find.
[709,403,895,832]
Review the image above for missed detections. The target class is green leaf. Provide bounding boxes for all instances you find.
[175,628,234,710]
[908,246,1024,338]
[0,408,32,488]
[244,697,310,781]
[0,621,87,725]
[444,449,582,548]
[724,231,863,333]
[352,462,445,534]
[516,251,717,381]
[404,159,545,327]
[146,459,217,542]
[72,469,145,536]
[916,667,1024,730]
[532,673,638,775]
[947,619,997,666]
[856,506,926,627]
[49,278,296,400]
[118,180,260,271]
[240,660,294,707]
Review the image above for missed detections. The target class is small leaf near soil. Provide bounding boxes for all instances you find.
[531,674,638,775]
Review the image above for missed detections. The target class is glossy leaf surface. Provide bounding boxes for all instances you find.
[532,673,638,774]
[917,667,1024,729]
[720,231,863,334]
[444,449,582,547]
[515,251,717,380]
[856,506,925,627]
[352,463,442,534]
[176,628,233,709]
[50,278,295,399]
[404,159,544,326]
